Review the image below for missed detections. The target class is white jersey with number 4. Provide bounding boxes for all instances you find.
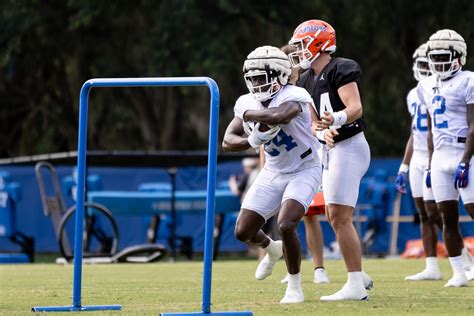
[407,87,428,152]
[417,70,474,150]
[234,85,320,173]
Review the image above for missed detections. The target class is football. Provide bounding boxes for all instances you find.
[258,123,271,132]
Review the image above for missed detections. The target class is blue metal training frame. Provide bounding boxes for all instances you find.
[32,77,252,315]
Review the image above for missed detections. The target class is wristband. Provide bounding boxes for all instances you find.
[332,111,347,126]
[399,164,409,173]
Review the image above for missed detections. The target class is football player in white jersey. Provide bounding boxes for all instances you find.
[396,43,444,280]
[417,29,474,287]
[223,45,322,303]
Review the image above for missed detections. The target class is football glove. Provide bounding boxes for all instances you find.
[243,122,280,149]
[243,120,253,136]
[395,171,408,194]
[454,162,469,189]
[425,169,432,188]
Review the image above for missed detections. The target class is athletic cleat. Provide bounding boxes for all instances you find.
[405,269,442,281]
[362,271,373,290]
[255,241,283,280]
[280,287,304,304]
[444,274,469,287]
[314,268,330,284]
[466,269,474,281]
[280,274,289,284]
[462,249,473,272]
[320,283,368,301]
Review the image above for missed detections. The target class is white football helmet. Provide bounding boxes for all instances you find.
[427,29,467,80]
[243,46,291,101]
[412,43,431,81]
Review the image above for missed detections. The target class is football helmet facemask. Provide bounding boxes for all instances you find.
[288,19,336,69]
[412,43,431,81]
[427,29,467,80]
[243,46,291,101]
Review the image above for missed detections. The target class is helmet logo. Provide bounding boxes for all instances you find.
[298,25,327,34]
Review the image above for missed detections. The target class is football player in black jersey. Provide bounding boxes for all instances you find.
[288,19,372,301]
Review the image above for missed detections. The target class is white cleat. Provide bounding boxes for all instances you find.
[314,268,330,284]
[467,269,474,281]
[280,274,289,284]
[462,249,472,272]
[362,271,373,290]
[320,283,368,301]
[444,273,469,287]
[405,269,442,281]
[280,287,304,304]
[255,241,283,280]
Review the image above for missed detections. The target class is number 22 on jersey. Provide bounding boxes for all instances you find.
[432,95,448,129]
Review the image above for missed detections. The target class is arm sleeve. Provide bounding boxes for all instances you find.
[331,59,362,89]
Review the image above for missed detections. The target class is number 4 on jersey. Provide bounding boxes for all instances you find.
[319,92,341,128]
[319,92,334,114]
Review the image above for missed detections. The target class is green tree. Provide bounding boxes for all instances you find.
[1,0,473,157]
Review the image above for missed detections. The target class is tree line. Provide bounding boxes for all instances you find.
[1,0,473,158]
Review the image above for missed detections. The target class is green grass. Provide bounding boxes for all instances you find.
[1,259,474,315]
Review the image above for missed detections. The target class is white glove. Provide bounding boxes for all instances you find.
[243,120,254,136]
[243,122,281,148]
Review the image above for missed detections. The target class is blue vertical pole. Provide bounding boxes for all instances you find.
[201,78,219,313]
[33,77,252,314]
[73,81,92,307]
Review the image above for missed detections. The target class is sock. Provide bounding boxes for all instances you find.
[287,273,301,290]
[347,271,363,287]
[425,257,439,271]
[449,255,465,276]
[264,239,279,257]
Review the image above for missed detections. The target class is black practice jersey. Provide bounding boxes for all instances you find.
[296,57,367,142]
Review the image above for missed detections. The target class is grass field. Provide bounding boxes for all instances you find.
[1,258,474,315]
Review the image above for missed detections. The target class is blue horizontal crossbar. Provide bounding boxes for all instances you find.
[0,253,29,264]
[160,312,253,316]
[88,189,240,215]
[32,305,122,312]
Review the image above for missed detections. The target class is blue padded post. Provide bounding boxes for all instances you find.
[32,77,252,315]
